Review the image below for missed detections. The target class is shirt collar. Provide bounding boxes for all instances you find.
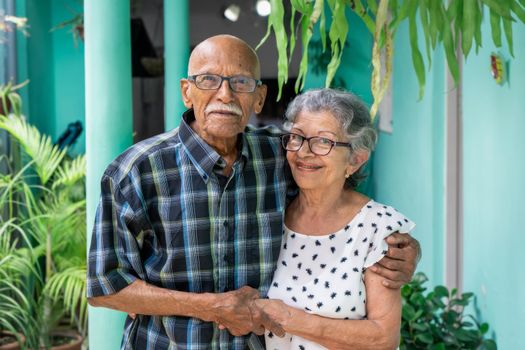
[178,110,249,183]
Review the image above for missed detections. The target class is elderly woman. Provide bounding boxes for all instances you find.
[256,89,415,350]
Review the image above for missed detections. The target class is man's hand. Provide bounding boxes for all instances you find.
[205,286,263,336]
[370,232,421,289]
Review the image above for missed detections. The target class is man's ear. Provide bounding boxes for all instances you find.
[253,84,267,114]
[180,79,193,109]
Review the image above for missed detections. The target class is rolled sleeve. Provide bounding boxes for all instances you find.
[87,174,145,297]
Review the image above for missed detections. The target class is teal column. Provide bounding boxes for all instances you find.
[85,1,132,349]
[164,0,189,131]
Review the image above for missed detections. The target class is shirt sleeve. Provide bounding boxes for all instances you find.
[363,206,416,269]
[86,173,147,298]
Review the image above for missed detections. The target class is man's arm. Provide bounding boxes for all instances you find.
[88,280,283,336]
[369,232,421,289]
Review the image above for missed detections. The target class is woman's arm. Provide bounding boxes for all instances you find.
[256,269,401,350]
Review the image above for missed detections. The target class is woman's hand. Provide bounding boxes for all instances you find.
[253,299,292,336]
[370,232,421,288]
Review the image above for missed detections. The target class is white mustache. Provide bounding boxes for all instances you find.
[204,103,243,117]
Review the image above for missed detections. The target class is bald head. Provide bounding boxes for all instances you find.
[188,35,261,79]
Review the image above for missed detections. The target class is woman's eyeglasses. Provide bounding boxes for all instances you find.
[280,133,352,156]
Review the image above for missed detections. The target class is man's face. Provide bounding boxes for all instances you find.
[181,39,267,142]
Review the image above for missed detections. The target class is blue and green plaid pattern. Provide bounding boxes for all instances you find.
[87,111,290,349]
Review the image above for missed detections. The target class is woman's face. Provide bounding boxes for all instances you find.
[286,110,355,192]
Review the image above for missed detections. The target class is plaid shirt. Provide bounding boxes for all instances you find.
[87,110,291,349]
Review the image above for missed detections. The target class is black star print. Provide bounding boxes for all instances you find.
[342,273,348,280]
[377,212,383,217]
[315,240,321,246]
[291,233,296,238]
[329,234,336,240]
[340,257,347,263]
[362,237,368,243]
[336,306,341,312]
[317,302,323,308]
[297,262,302,269]
[354,249,359,256]
[345,225,350,230]
[331,267,337,273]
[292,296,297,302]
[283,243,287,250]
[314,278,319,284]
[302,286,307,292]
[351,306,356,312]
[353,267,359,272]
[292,275,298,280]
[320,263,326,268]
[386,225,393,230]
[331,247,336,253]
[345,290,351,296]
[273,282,278,287]
[397,221,403,226]
[325,281,330,288]
[358,223,363,227]
[308,294,314,299]
[286,287,292,291]
[386,212,392,216]
[292,253,298,258]
[306,268,312,275]
[312,254,318,261]
[346,237,353,244]
[300,244,306,250]
[282,261,287,266]
[331,292,337,299]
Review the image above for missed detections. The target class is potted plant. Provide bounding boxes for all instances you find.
[400,272,497,349]
[0,220,38,349]
[0,83,87,349]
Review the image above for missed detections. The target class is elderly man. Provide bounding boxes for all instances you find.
[87,35,420,349]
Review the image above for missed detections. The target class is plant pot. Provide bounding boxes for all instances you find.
[0,332,25,350]
[39,331,83,350]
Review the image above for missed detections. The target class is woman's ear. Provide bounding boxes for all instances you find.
[346,149,370,175]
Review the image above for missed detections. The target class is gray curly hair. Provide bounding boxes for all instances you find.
[283,88,377,189]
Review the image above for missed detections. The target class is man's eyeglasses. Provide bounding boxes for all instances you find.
[280,133,352,156]
[187,74,262,93]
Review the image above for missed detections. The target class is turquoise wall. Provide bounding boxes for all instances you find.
[461,18,525,348]
[372,21,446,285]
[50,0,86,154]
[18,0,85,154]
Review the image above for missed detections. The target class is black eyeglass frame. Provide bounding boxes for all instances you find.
[187,74,262,93]
[280,133,353,156]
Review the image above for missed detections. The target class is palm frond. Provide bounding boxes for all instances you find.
[43,265,87,335]
[0,114,66,185]
[52,155,86,189]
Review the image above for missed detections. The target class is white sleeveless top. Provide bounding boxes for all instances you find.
[265,200,415,350]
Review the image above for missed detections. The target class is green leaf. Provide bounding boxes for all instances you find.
[489,9,502,47]
[502,12,515,56]
[462,0,476,57]
[416,332,434,344]
[408,8,426,100]
[434,285,449,298]
[511,1,525,23]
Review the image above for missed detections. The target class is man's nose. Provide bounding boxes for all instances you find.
[216,79,234,102]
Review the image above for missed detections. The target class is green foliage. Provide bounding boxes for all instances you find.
[0,83,87,348]
[400,272,497,350]
[259,0,525,118]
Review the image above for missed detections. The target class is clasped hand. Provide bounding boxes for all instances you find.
[210,286,285,337]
